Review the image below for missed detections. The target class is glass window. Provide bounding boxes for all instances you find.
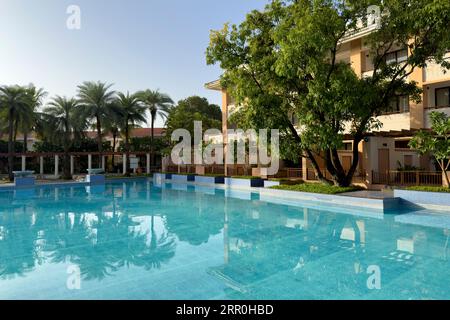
[396,49,408,63]
[399,95,410,112]
[436,87,450,107]
[386,95,409,114]
[341,142,353,151]
[385,48,408,65]
[395,140,411,149]
[388,98,399,112]
[385,52,397,65]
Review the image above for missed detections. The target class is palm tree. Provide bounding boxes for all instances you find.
[42,96,83,180]
[103,106,123,171]
[20,85,47,153]
[137,90,173,171]
[114,92,147,176]
[77,81,116,162]
[0,85,29,181]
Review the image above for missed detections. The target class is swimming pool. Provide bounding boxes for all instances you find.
[0,180,449,300]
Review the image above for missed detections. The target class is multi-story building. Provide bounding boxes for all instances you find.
[206,18,450,188]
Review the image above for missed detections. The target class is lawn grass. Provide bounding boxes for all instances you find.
[231,176,262,180]
[106,174,152,179]
[269,178,304,186]
[271,183,363,195]
[406,186,450,193]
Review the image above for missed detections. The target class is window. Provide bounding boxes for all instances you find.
[340,142,353,151]
[385,48,408,65]
[386,95,410,114]
[395,140,411,149]
[435,87,450,107]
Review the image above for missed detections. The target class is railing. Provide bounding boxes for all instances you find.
[166,165,196,174]
[372,170,442,186]
[286,168,303,178]
[0,152,162,175]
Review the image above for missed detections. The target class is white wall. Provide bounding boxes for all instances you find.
[365,136,420,172]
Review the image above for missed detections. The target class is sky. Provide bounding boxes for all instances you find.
[0,0,268,126]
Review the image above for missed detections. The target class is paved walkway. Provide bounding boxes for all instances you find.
[341,190,395,199]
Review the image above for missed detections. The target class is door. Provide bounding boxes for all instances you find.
[342,156,352,173]
[378,149,390,184]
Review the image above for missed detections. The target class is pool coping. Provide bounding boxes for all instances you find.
[0,177,151,191]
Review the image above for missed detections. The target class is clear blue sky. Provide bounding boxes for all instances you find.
[0,0,267,126]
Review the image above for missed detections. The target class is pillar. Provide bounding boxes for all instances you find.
[123,154,127,175]
[21,156,26,171]
[40,156,44,175]
[101,156,106,171]
[70,156,74,175]
[146,153,151,174]
[222,90,229,176]
[54,155,59,177]
[88,154,92,170]
[302,157,308,181]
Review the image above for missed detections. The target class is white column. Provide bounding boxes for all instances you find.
[70,156,74,175]
[146,153,150,174]
[40,156,44,175]
[54,155,59,177]
[88,154,92,170]
[123,154,127,175]
[21,156,26,171]
[102,156,106,171]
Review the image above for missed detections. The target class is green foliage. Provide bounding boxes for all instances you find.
[165,96,222,145]
[410,111,450,187]
[271,183,363,194]
[118,136,168,153]
[0,140,25,153]
[207,0,450,186]
[231,176,260,180]
[77,81,116,152]
[136,89,173,127]
[406,186,450,193]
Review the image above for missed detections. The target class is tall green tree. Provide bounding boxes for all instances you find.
[410,112,450,188]
[137,90,173,170]
[114,92,147,176]
[165,96,222,144]
[77,81,116,159]
[207,0,450,186]
[20,85,47,153]
[0,85,29,181]
[41,96,83,180]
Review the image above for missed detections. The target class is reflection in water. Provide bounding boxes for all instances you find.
[0,181,449,299]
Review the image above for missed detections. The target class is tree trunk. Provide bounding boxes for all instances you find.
[23,131,28,153]
[112,132,117,170]
[322,136,363,187]
[7,111,14,181]
[125,123,130,177]
[285,120,330,184]
[150,114,155,173]
[63,150,71,180]
[63,129,72,180]
[439,160,450,188]
[96,115,102,165]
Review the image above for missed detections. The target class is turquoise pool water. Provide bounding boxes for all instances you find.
[0,180,449,300]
